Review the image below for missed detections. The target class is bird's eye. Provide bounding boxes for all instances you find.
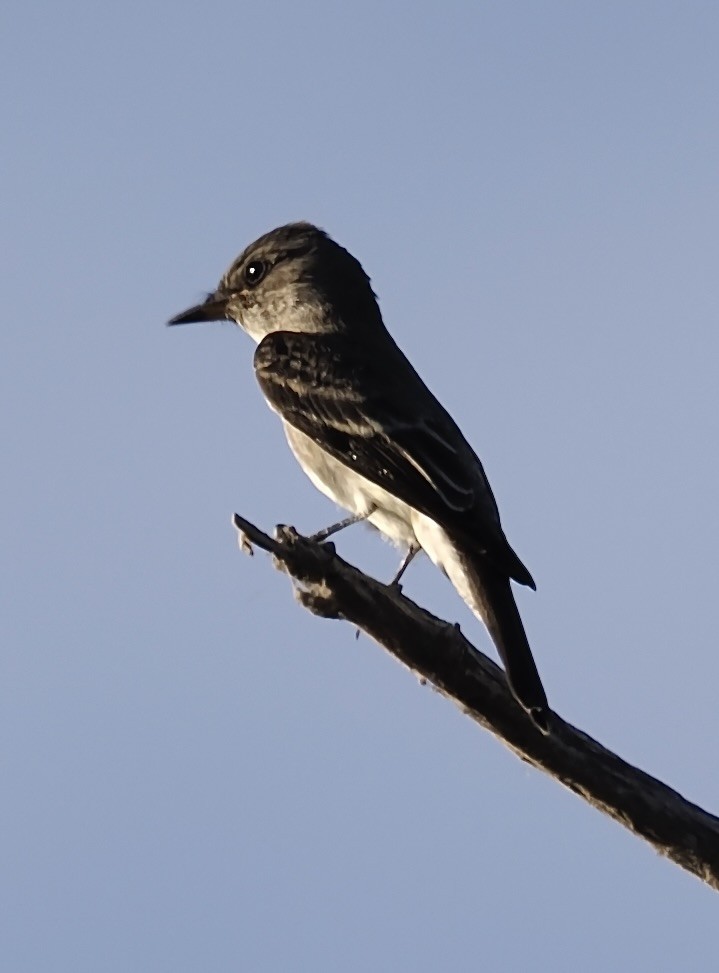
[244,260,268,287]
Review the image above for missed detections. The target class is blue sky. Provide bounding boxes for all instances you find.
[3,1,719,969]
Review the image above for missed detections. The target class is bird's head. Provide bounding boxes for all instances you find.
[168,222,383,342]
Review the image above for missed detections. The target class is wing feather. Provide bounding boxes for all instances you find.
[254,331,534,586]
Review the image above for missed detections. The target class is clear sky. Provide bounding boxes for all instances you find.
[3,1,719,969]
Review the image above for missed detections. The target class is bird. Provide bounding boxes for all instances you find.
[169,222,550,732]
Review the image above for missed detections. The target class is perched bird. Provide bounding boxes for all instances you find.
[169,222,550,731]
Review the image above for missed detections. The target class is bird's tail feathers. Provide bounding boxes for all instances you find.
[459,552,549,733]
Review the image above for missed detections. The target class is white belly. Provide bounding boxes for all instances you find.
[281,423,468,590]
[279,423,506,648]
[283,423,418,548]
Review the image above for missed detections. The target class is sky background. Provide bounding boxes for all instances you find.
[3,1,719,969]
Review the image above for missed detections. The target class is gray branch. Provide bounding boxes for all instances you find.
[233,513,719,892]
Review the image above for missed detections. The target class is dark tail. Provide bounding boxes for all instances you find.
[460,554,550,733]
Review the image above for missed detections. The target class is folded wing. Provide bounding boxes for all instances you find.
[254,330,535,588]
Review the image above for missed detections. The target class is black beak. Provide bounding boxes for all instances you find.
[167,294,229,326]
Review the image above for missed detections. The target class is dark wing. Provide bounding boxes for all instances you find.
[254,331,534,587]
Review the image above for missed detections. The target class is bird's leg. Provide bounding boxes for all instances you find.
[307,509,375,543]
[353,544,420,641]
[389,544,420,587]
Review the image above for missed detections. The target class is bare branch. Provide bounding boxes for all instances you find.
[233,513,719,892]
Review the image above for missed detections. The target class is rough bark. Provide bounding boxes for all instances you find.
[233,513,719,892]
